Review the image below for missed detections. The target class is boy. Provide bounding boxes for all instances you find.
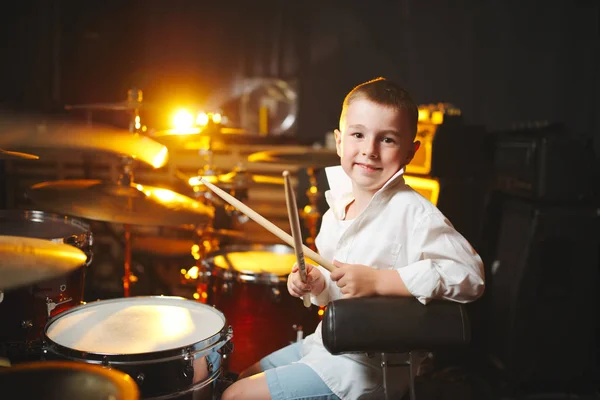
[222,77,485,400]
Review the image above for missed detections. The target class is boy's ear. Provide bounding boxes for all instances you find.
[413,140,421,154]
[334,129,342,157]
[406,140,420,164]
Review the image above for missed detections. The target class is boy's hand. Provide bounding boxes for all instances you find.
[287,263,325,298]
[330,260,378,298]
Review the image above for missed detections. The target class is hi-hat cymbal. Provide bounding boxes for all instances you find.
[0,235,87,290]
[247,148,339,168]
[0,148,39,160]
[0,113,168,168]
[27,180,214,227]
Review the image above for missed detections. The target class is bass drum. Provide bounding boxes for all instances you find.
[0,210,92,362]
[203,244,321,374]
[43,296,233,400]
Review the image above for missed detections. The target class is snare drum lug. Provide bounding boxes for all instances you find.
[0,290,3,305]
[136,372,145,385]
[102,356,110,367]
[46,297,73,317]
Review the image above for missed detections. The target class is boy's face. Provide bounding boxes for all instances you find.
[335,98,417,195]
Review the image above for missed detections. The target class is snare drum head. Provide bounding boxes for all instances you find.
[45,297,226,355]
[205,244,316,277]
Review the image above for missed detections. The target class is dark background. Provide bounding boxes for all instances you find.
[1,0,598,148]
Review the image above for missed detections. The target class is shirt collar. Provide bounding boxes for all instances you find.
[324,165,406,219]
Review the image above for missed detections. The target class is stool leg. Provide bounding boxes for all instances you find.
[408,351,417,400]
[381,353,390,400]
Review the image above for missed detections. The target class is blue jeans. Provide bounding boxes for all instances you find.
[260,342,340,400]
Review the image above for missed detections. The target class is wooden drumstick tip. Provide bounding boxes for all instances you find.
[282,170,290,177]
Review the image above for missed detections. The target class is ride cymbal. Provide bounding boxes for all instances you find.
[0,113,168,168]
[27,180,214,227]
[0,235,87,290]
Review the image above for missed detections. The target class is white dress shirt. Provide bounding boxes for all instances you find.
[297,166,485,399]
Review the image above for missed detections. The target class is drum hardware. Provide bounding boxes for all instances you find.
[27,157,214,297]
[45,296,72,318]
[247,147,339,250]
[0,210,93,363]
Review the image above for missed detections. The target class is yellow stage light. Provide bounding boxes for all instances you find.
[173,109,195,130]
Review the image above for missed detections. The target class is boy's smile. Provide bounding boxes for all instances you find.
[335,98,416,197]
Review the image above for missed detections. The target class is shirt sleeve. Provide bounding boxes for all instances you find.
[309,265,336,306]
[397,212,485,305]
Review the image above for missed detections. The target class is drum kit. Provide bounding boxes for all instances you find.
[0,90,339,399]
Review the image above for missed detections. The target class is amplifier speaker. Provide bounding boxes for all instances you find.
[486,196,599,389]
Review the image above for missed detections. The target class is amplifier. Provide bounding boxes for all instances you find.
[493,123,596,202]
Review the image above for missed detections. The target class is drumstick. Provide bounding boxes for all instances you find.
[198,177,335,272]
[283,171,311,308]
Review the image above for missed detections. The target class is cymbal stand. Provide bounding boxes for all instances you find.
[299,167,322,251]
[116,156,138,297]
[127,88,143,134]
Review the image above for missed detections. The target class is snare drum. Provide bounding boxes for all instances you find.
[43,296,233,400]
[0,210,92,359]
[203,244,321,373]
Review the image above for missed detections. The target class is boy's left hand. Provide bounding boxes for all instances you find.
[330,260,378,298]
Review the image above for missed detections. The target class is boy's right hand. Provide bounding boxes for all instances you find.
[287,263,325,298]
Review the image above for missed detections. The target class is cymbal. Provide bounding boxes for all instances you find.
[0,148,39,160]
[27,180,214,227]
[0,235,87,290]
[185,168,284,190]
[0,113,168,168]
[247,148,339,168]
[150,126,299,151]
[131,228,246,257]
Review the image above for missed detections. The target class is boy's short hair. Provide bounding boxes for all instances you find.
[340,77,419,139]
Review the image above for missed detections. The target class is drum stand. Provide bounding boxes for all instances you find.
[299,167,322,251]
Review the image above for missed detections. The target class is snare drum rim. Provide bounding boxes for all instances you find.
[0,361,140,399]
[0,209,92,247]
[43,296,231,365]
[203,243,293,283]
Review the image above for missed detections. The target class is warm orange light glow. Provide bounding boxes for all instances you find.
[173,109,195,130]
[151,146,169,169]
[211,113,222,124]
[404,175,440,206]
[135,115,141,130]
[193,292,200,300]
[431,111,444,125]
[196,112,209,126]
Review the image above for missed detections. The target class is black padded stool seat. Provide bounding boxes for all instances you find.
[322,297,471,400]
